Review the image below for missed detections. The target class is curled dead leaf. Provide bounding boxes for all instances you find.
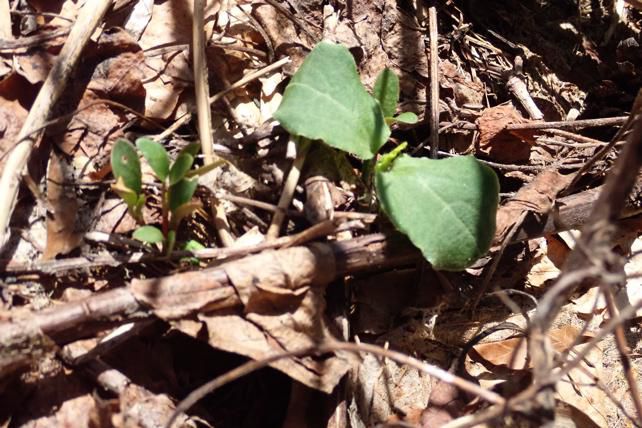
[476,104,537,163]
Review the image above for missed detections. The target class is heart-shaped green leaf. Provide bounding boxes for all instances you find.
[373,68,399,118]
[169,153,195,185]
[111,139,141,194]
[391,112,418,124]
[375,155,499,271]
[169,178,198,211]
[133,225,164,244]
[274,41,390,159]
[136,138,170,180]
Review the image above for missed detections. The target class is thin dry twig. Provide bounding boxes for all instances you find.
[165,340,505,428]
[0,0,114,250]
[193,0,234,247]
[602,286,642,421]
[505,115,628,131]
[266,137,311,239]
[428,6,440,159]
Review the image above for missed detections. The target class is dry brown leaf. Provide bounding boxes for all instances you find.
[137,0,219,119]
[556,345,609,428]
[420,382,465,427]
[0,97,28,172]
[55,29,145,176]
[526,239,560,287]
[494,169,573,245]
[350,352,431,425]
[43,152,83,260]
[472,336,528,370]
[472,326,592,370]
[476,104,537,162]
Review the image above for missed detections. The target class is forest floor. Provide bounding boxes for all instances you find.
[0,0,641,427]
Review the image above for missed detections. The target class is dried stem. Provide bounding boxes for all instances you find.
[192,0,234,247]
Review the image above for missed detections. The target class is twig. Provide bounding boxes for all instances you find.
[506,73,544,120]
[505,116,628,131]
[545,128,608,146]
[470,211,527,312]
[165,340,505,428]
[193,0,234,247]
[266,137,311,239]
[602,286,642,421]
[4,183,640,275]
[0,27,70,52]
[0,0,114,250]
[428,6,440,159]
[218,192,377,222]
[549,298,642,384]
[529,90,642,424]
[565,93,642,194]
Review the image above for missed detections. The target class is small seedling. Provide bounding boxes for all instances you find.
[274,41,499,271]
[110,138,220,255]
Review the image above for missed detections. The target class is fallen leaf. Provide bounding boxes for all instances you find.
[494,169,573,245]
[476,104,537,162]
[472,326,592,370]
[472,336,528,370]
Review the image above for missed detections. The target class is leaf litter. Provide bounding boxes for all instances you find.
[0,1,642,427]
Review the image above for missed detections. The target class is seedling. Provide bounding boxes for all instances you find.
[274,41,499,271]
[110,138,219,254]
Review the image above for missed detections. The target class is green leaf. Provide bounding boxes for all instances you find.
[179,143,201,158]
[111,139,141,194]
[133,225,164,244]
[274,41,390,159]
[169,153,195,185]
[375,155,499,271]
[136,138,170,180]
[376,142,408,173]
[169,178,198,211]
[392,112,418,124]
[373,68,399,118]
[184,239,205,252]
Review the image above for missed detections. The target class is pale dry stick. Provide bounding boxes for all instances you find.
[193,0,234,247]
[602,285,642,421]
[505,115,628,131]
[507,73,544,120]
[0,0,11,39]
[545,128,608,146]
[428,6,440,159]
[218,192,377,222]
[165,340,505,428]
[266,138,311,239]
[155,56,290,141]
[0,0,114,250]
